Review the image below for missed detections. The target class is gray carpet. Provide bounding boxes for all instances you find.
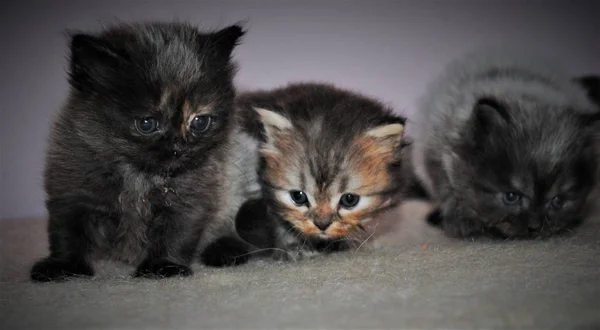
[1,201,599,329]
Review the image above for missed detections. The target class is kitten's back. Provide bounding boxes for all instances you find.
[414,48,595,145]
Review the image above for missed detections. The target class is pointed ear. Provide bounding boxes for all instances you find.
[468,97,510,139]
[364,122,405,153]
[210,24,245,61]
[68,33,128,90]
[254,107,293,153]
[575,75,600,106]
[473,97,510,126]
[580,111,600,127]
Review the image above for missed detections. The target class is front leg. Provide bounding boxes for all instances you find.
[438,197,484,239]
[272,225,319,261]
[30,198,98,282]
[133,209,200,279]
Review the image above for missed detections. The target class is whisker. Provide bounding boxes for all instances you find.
[354,225,377,253]
[231,247,293,258]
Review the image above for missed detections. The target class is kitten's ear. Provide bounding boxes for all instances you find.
[209,24,245,61]
[575,75,600,106]
[470,97,510,135]
[579,111,600,127]
[254,107,293,153]
[364,121,405,153]
[68,33,128,90]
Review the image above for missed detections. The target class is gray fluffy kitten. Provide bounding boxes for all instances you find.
[411,49,600,239]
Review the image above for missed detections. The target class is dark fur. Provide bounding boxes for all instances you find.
[441,101,598,238]
[576,75,600,107]
[30,21,245,282]
[413,51,600,239]
[235,83,408,260]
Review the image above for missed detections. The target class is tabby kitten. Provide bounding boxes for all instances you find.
[234,83,408,260]
[411,49,600,239]
[30,21,249,281]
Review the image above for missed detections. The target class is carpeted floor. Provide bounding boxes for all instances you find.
[1,201,599,329]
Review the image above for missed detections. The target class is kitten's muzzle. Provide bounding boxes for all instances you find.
[313,219,332,231]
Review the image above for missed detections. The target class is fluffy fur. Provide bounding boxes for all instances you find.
[30,21,251,282]
[411,49,600,239]
[234,83,408,260]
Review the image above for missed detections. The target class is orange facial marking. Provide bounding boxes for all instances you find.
[180,100,190,137]
[300,222,321,236]
[181,101,213,139]
[350,136,395,194]
[314,201,334,217]
[159,85,177,108]
[273,133,295,154]
[262,152,291,187]
[326,222,351,238]
[281,206,305,220]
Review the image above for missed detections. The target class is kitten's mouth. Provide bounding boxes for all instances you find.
[316,232,331,240]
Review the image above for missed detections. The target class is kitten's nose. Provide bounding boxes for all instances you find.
[314,220,331,231]
[527,215,543,230]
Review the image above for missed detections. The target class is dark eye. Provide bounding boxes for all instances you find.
[190,115,212,133]
[135,117,159,135]
[551,196,564,209]
[339,193,360,209]
[502,192,521,205]
[289,190,308,205]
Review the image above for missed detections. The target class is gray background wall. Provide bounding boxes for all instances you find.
[0,0,598,220]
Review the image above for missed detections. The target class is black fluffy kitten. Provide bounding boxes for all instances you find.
[411,50,600,239]
[30,22,247,281]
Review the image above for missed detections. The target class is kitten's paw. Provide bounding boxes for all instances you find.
[133,259,192,279]
[425,209,443,227]
[30,257,94,282]
[201,237,251,267]
[272,246,318,262]
[272,249,295,262]
[442,216,484,238]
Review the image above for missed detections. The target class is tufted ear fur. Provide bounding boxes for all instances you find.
[68,33,130,91]
[363,122,405,154]
[575,75,600,107]
[466,97,511,148]
[208,24,245,62]
[254,107,293,154]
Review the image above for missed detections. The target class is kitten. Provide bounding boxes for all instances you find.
[411,49,600,239]
[30,21,250,282]
[234,83,408,260]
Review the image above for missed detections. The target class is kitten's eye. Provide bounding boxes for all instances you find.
[339,193,360,209]
[289,190,309,206]
[190,115,212,133]
[551,196,564,209]
[136,117,159,135]
[502,192,522,205]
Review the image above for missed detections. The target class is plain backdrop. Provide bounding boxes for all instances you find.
[1,0,598,220]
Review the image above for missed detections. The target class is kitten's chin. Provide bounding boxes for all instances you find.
[489,216,582,239]
[128,155,195,176]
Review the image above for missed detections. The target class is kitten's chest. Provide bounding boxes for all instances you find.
[107,166,181,262]
[117,170,180,218]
